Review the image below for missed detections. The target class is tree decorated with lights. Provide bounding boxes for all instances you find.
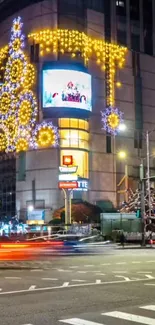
[0,17,58,153]
[120,187,155,216]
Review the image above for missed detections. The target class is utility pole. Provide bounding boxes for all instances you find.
[146,131,151,219]
[62,188,72,226]
[140,162,145,246]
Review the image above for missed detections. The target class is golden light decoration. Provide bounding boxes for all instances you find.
[4,116,18,142]
[37,127,55,148]
[0,46,8,66]
[18,100,32,126]
[0,92,11,115]
[101,107,123,135]
[16,138,29,152]
[12,38,22,52]
[0,131,7,151]
[9,58,24,84]
[28,29,127,107]
[107,113,120,129]
[22,63,35,89]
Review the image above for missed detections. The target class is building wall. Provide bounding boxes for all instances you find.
[0,0,155,219]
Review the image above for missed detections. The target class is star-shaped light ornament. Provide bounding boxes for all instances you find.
[101,107,124,135]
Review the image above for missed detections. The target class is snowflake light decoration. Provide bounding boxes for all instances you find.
[31,121,59,149]
[0,16,58,153]
[101,107,123,135]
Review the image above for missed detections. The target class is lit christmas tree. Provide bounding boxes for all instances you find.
[0,17,58,153]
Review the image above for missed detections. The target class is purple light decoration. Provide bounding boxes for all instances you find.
[31,121,59,149]
[101,106,124,135]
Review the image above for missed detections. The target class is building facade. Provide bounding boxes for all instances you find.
[0,0,154,222]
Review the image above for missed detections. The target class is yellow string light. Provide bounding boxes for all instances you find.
[0,92,11,115]
[18,100,32,126]
[16,138,29,152]
[0,131,7,151]
[37,127,55,148]
[22,63,35,89]
[28,29,127,106]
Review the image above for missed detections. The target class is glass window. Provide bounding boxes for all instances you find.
[60,130,70,147]
[59,119,70,128]
[59,129,89,149]
[70,130,79,147]
[60,149,89,178]
[70,119,78,128]
[78,119,85,129]
[59,118,89,130]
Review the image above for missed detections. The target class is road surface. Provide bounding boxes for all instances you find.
[0,249,155,325]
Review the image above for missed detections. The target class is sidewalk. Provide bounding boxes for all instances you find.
[117,244,155,249]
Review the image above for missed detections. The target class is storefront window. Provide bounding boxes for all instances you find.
[59,118,89,131]
[59,129,89,149]
[60,149,89,179]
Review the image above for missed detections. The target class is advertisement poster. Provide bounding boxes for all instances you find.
[43,69,92,111]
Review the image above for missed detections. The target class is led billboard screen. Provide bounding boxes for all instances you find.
[42,69,92,112]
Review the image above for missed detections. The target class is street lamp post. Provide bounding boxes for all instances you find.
[146,130,151,219]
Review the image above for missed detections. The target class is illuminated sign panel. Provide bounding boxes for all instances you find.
[58,181,78,189]
[63,155,73,166]
[42,69,92,111]
[59,166,78,173]
[74,180,88,191]
[58,174,78,181]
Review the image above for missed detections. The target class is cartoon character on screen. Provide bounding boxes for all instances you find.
[62,81,85,103]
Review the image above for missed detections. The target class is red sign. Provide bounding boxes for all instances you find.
[63,155,73,166]
[58,181,78,189]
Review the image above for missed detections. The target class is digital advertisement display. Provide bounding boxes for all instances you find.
[42,69,92,112]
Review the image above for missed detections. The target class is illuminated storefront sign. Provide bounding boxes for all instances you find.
[58,181,78,189]
[58,174,78,181]
[59,166,78,173]
[63,155,73,166]
[74,180,88,191]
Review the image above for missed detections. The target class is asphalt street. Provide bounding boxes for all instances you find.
[0,249,155,325]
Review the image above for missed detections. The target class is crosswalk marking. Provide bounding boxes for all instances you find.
[59,318,104,325]
[141,305,155,311]
[103,311,155,324]
[60,304,155,325]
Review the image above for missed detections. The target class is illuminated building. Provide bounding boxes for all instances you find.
[0,0,154,222]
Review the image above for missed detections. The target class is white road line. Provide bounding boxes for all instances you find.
[69,266,78,269]
[146,261,155,263]
[145,284,155,286]
[132,261,141,264]
[59,318,103,325]
[84,265,94,267]
[0,277,154,295]
[42,278,58,281]
[5,277,21,280]
[145,275,154,279]
[96,273,105,276]
[101,263,110,266]
[103,311,155,324]
[96,280,101,284]
[77,271,87,274]
[115,275,130,281]
[116,262,126,265]
[29,285,36,290]
[62,282,69,287]
[140,305,155,311]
